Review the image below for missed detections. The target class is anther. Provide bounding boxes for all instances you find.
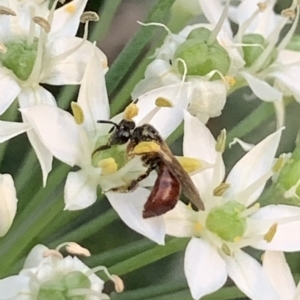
[0,6,17,16]
[98,158,118,175]
[281,8,296,19]
[80,11,99,23]
[264,223,277,242]
[221,243,232,256]
[124,102,139,120]
[213,182,230,196]
[176,156,203,173]
[32,16,51,33]
[43,249,64,259]
[56,242,91,257]
[71,102,84,125]
[257,2,267,12]
[272,154,286,173]
[215,129,226,153]
[155,97,174,108]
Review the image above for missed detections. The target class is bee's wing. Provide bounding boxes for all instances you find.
[158,141,205,211]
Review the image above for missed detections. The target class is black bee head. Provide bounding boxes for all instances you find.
[131,124,163,146]
[109,119,136,145]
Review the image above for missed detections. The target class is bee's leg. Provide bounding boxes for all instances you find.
[92,144,112,157]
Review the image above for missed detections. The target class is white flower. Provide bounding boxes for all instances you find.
[0,244,114,299]
[0,0,107,185]
[0,174,18,237]
[262,251,300,300]
[163,111,300,300]
[21,46,195,244]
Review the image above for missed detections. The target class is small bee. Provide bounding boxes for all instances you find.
[94,103,205,218]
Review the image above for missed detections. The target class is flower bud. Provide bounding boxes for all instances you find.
[0,174,18,237]
[206,200,247,242]
[173,38,230,77]
[186,27,211,41]
[242,34,278,69]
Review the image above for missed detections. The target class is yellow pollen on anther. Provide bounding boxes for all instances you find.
[65,4,76,13]
[133,141,160,154]
[155,97,174,108]
[272,155,285,173]
[98,158,118,175]
[213,183,230,196]
[176,156,202,173]
[194,222,202,234]
[264,223,278,243]
[71,102,84,124]
[234,236,242,242]
[124,102,139,120]
[257,2,267,12]
[215,129,226,153]
[225,76,236,87]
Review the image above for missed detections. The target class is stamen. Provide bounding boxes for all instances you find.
[0,6,17,16]
[264,223,277,242]
[224,76,236,87]
[48,0,61,25]
[174,58,187,97]
[257,2,267,12]
[215,129,226,153]
[27,6,36,46]
[137,21,172,35]
[133,141,161,155]
[213,182,230,196]
[43,249,63,259]
[80,11,99,23]
[98,158,118,175]
[176,156,203,173]
[155,97,173,108]
[124,102,139,120]
[207,0,230,45]
[272,154,285,172]
[281,8,296,19]
[238,203,260,218]
[56,242,91,257]
[0,41,7,54]
[32,16,51,33]
[71,102,84,125]
[194,221,203,236]
[87,266,124,293]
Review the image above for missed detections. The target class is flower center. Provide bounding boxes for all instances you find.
[0,40,38,81]
[37,271,91,300]
[205,200,247,242]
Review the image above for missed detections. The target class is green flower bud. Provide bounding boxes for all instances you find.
[206,200,247,242]
[242,33,278,69]
[186,27,211,42]
[286,35,300,51]
[64,271,91,290]
[37,278,66,300]
[0,40,38,81]
[173,38,230,77]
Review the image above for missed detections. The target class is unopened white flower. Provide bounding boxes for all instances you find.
[163,111,300,300]
[21,47,194,244]
[0,244,117,299]
[0,174,18,237]
[262,251,300,300]
[0,0,107,184]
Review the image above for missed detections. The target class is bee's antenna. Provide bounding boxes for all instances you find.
[97,120,119,133]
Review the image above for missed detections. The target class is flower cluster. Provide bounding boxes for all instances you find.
[0,0,300,299]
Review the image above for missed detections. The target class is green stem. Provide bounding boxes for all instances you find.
[47,208,118,248]
[108,238,189,275]
[90,0,123,42]
[105,0,177,96]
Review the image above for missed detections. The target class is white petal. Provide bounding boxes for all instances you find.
[0,69,21,114]
[64,169,99,211]
[224,249,280,300]
[183,111,225,199]
[51,0,88,38]
[184,237,227,299]
[225,128,283,206]
[18,86,56,107]
[21,113,53,186]
[43,39,107,85]
[0,174,18,237]
[0,121,30,142]
[134,83,191,139]
[23,244,49,269]
[242,72,282,102]
[77,47,109,135]
[250,205,300,251]
[164,201,198,237]
[20,105,90,167]
[106,188,165,245]
[0,275,30,299]
[263,251,296,299]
